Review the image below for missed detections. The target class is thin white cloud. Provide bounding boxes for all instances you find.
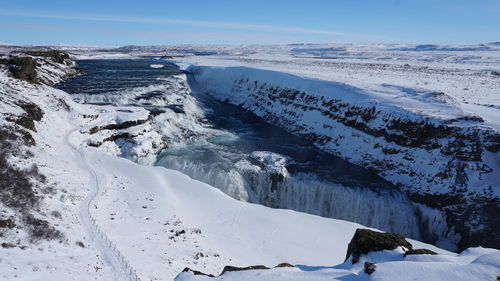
[0,10,353,37]
[116,28,336,44]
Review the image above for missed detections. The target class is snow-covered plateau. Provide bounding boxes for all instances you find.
[0,44,499,281]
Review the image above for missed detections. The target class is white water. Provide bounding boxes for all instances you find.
[157,157,423,240]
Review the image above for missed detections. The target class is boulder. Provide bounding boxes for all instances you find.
[364,261,376,274]
[274,262,294,268]
[345,229,413,263]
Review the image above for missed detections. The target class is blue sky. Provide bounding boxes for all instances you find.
[0,0,499,46]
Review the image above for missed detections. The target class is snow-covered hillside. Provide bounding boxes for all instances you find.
[1,45,499,281]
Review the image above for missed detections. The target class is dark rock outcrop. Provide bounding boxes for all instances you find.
[5,57,38,83]
[404,248,438,257]
[181,267,215,277]
[24,50,71,65]
[12,102,44,132]
[0,128,41,209]
[180,263,294,278]
[23,214,63,242]
[345,229,413,263]
[1,242,16,249]
[220,265,270,275]
[275,262,294,268]
[0,218,16,229]
[364,261,376,274]
[89,119,148,134]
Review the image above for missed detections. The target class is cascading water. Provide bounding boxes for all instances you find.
[157,149,423,240]
[58,59,456,248]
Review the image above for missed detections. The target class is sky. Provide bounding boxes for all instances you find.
[0,0,499,46]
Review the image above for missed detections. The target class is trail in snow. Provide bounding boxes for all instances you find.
[66,129,141,281]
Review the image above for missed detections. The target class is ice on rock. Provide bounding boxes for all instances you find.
[248,151,291,177]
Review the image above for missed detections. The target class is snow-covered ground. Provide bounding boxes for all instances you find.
[177,247,500,281]
[1,45,499,281]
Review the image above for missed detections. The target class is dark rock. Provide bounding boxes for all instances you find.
[23,214,62,242]
[274,262,294,268]
[134,90,164,101]
[88,119,148,134]
[24,50,71,64]
[88,132,134,147]
[345,229,413,264]
[404,248,438,257]
[18,102,44,122]
[165,104,185,114]
[181,267,215,277]
[1,242,16,249]
[146,108,166,116]
[7,56,38,83]
[19,129,36,146]
[220,265,270,275]
[0,218,16,229]
[269,172,284,192]
[180,261,281,277]
[484,133,500,153]
[12,116,36,132]
[0,129,40,208]
[174,229,186,237]
[364,261,376,275]
[11,102,44,132]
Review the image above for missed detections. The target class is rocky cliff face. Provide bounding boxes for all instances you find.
[0,49,78,246]
[190,66,500,250]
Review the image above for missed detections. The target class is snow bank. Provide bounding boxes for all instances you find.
[177,247,500,281]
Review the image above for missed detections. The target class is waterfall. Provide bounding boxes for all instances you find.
[157,156,250,201]
[243,171,423,240]
[157,154,424,240]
